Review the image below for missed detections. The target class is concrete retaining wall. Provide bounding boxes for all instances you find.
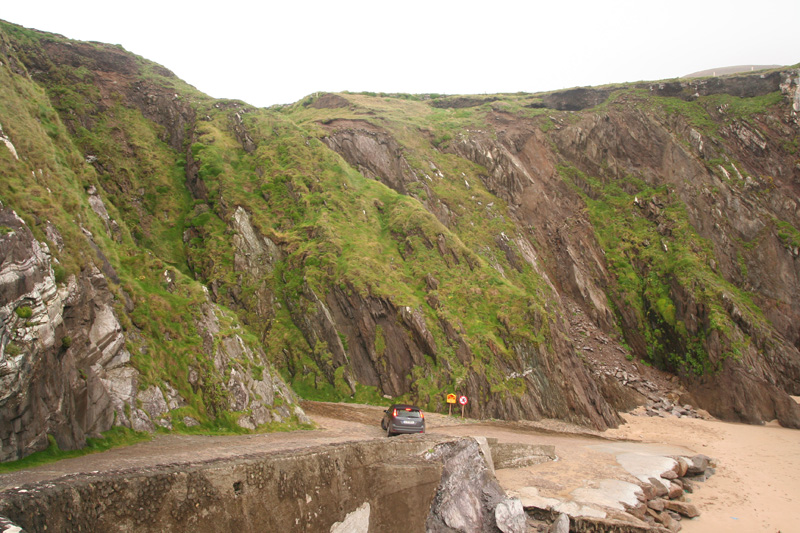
[0,437,450,532]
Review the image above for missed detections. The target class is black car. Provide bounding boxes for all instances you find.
[381,404,426,436]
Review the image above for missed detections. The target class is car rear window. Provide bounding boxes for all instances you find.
[395,409,421,418]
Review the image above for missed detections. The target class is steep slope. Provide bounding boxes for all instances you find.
[1,20,798,466]
[285,73,800,426]
[0,23,307,462]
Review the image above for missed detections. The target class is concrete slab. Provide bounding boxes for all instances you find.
[508,486,560,510]
[570,479,643,510]
[614,452,677,484]
[551,500,607,519]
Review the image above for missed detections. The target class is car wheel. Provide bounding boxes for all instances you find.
[386,424,393,437]
[381,418,387,431]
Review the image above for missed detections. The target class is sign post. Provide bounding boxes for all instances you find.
[458,395,468,418]
[446,393,457,416]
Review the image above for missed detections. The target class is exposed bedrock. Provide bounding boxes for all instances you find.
[0,204,305,462]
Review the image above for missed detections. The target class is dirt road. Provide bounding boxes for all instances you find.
[2,401,799,532]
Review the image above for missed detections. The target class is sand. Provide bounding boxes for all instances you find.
[607,410,800,533]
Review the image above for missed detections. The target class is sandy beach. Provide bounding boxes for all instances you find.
[607,407,800,533]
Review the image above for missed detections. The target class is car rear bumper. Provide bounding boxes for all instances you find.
[389,424,425,434]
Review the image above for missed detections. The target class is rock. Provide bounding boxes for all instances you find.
[494,498,526,533]
[473,436,495,475]
[129,408,154,432]
[647,498,667,512]
[664,500,700,518]
[625,502,648,521]
[330,502,370,533]
[425,438,506,532]
[640,483,657,501]
[667,482,684,500]
[0,207,134,460]
[675,456,691,477]
[138,386,168,420]
[0,514,27,533]
[661,469,678,480]
[648,477,670,498]
[549,513,569,533]
[659,511,682,532]
[687,454,711,475]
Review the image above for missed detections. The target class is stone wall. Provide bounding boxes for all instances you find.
[0,436,531,533]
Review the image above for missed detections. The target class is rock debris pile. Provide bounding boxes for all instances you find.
[527,453,716,532]
[567,301,706,421]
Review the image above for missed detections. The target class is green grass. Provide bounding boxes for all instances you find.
[3,15,796,431]
[560,163,767,374]
[0,427,151,474]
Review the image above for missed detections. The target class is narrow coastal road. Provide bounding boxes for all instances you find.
[2,401,798,532]
[0,401,636,492]
[0,403,382,490]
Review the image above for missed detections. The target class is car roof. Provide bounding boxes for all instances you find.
[390,404,422,410]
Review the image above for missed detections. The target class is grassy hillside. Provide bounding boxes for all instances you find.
[2,19,798,432]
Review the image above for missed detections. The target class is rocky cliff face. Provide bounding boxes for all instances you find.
[1,19,799,463]
[0,23,307,462]
[315,74,800,427]
[0,202,305,462]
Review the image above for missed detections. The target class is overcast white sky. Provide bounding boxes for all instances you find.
[3,1,798,108]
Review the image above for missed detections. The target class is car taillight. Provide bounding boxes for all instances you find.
[420,411,424,419]
[392,409,397,417]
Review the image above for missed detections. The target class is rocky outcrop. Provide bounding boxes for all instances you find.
[540,87,612,111]
[229,206,282,319]
[310,93,351,109]
[193,300,306,427]
[523,451,715,531]
[322,119,417,194]
[16,36,196,151]
[447,126,617,331]
[648,70,785,100]
[425,438,521,533]
[429,78,800,426]
[315,121,624,428]
[546,83,800,426]
[0,197,305,461]
[0,205,129,460]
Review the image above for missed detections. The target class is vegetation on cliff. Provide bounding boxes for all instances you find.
[1,17,799,462]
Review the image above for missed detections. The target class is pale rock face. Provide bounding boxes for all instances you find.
[0,207,146,461]
[0,123,19,161]
[330,502,370,533]
[100,366,138,427]
[163,382,185,410]
[232,206,282,276]
[139,386,169,421]
[45,221,64,252]
[194,300,305,430]
[425,438,507,532]
[494,498,526,533]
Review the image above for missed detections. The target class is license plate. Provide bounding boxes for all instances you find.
[403,420,416,425]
